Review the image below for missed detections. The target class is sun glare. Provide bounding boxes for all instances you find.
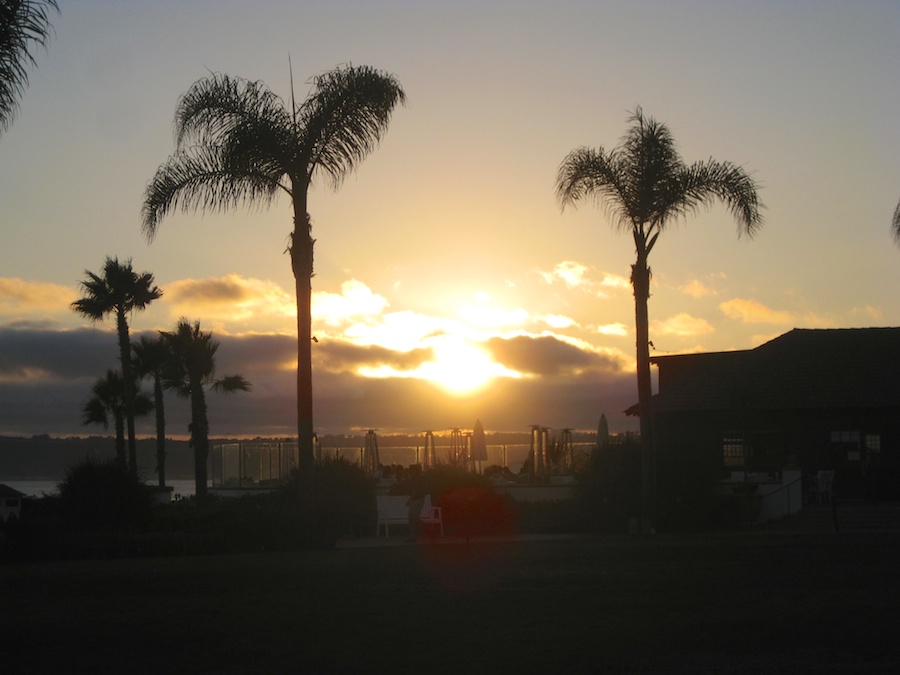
[420,338,519,395]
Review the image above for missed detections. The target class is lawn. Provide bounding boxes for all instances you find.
[3,533,900,673]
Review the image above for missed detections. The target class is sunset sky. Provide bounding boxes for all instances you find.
[1,1,898,441]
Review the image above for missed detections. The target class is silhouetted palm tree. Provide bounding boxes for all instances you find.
[162,319,250,495]
[82,369,152,470]
[132,334,174,488]
[0,0,58,133]
[556,108,763,531]
[72,257,162,477]
[142,64,405,470]
[892,198,900,246]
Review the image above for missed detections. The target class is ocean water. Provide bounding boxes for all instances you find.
[3,478,198,499]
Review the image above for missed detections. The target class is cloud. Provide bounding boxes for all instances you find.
[539,261,590,288]
[0,327,118,381]
[653,312,714,337]
[0,278,78,318]
[538,262,630,299]
[312,279,389,327]
[486,334,626,377]
[0,326,642,438]
[165,275,294,322]
[719,298,794,324]
[595,323,628,336]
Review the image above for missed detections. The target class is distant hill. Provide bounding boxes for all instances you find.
[0,436,194,481]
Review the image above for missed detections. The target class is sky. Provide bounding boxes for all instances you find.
[1,1,898,441]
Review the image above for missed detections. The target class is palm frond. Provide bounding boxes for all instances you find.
[212,374,251,394]
[0,0,58,132]
[142,146,282,239]
[175,73,293,149]
[556,146,633,232]
[892,198,900,246]
[680,160,764,237]
[300,64,406,187]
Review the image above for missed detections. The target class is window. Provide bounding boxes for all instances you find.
[723,435,744,467]
[831,430,861,461]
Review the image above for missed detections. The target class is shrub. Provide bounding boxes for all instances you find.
[575,442,641,533]
[58,456,153,531]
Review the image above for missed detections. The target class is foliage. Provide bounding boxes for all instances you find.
[0,0,58,133]
[557,108,764,528]
[57,456,153,531]
[81,369,152,469]
[142,64,406,468]
[575,441,642,533]
[72,257,162,477]
[161,319,250,495]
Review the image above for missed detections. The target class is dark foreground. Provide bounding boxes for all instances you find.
[3,532,900,673]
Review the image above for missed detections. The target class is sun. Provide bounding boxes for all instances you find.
[419,338,507,395]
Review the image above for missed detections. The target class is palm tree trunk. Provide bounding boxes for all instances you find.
[153,377,166,487]
[114,410,126,469]
[290,199,315,472]
[190,378,210,496]
[116,307,138,477]
[632,246,656,534]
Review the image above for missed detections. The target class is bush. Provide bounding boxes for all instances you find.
[58,456,153,531]
[575,442,641,533]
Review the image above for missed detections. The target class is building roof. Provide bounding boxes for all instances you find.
[649,328,900,413]
[0,484,26,499]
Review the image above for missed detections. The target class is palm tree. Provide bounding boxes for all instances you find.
[0,0,58,133]
[162,319,250,496]
[892,198,900,246]
[72,257,163,477]
[82,369,152,470]
[132,334,173,488]
[141,64,405,471]
[556,108,763,531]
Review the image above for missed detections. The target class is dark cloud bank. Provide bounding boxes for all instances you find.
[0,327,639,438]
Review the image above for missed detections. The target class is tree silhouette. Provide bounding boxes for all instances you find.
[132,334,173,488]
[556,108,763,531]
[142,64,405,471]
[82,369,152,470]
[0,0,58,133]
[892,198,900,246]
[162,319,250,496]
[72,257,162,477]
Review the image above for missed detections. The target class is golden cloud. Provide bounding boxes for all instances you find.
[164,275,294,321]
[312,279,389,327]
[0,278,78,315]
[653,312,715,337]
[719,298,794,324]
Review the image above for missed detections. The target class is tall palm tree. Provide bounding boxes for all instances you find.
[82,369,152,470]
[556,108,763,531]
[142,64,405,471]
[132,334,173,488]
[0,0,58,133]
[162,319,250,496]
[72,257,163,477]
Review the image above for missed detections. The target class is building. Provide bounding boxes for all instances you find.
[648,328,900,502]
[0,484,25,523]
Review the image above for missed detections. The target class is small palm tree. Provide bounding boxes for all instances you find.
[0,0,58,133]
[132,334,174,488]
[556,108,763,530]
[162,319,250,496]
[82,369,152,470]
[142,64,405,470]
[72,257,162,477]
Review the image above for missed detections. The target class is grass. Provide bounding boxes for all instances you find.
[4,532,900,673]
